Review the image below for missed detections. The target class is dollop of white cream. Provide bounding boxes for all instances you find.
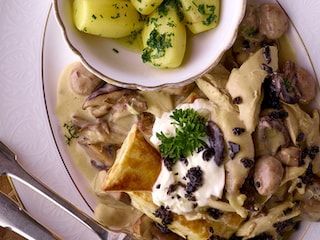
[151,99,225,215]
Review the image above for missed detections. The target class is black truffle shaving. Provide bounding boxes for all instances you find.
[268,110,289,119]
[207,225,226,240]
[300,146,320,164]
[154,222,172,234]
[207,235,227,240]
[167,182,185,195]
[263,45,271,64]
[240,158,254,168]
[247,232,274,240]
[232,127,245,136]
[228,141,240,159]
[296,132,305,143]
[207,208,223,220]
[180,157,189,166]
[300,163,314,185]
[309,146,320,160]
[283,207,293,216]
[185,166,203,197]
[232,96,243,104]
[261,63,273,74]
[154,205,173,226]
[163,157,175,171]
[261,75,282,110]
[273,219,295,235]
[167,183,178,195]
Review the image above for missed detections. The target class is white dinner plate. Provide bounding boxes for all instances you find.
[0,0,320,239]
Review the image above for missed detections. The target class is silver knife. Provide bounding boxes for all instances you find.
[0,140,130,240]
[0,191,57,240]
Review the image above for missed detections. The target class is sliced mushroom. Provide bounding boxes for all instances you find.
[71,115,96,129]
[78,143,118,167]
[85,82,122,101]
[112,93,147,114]
[282,60,317,104]
[83,87,131,118]
[69,62,103,95]
[253,115,291,157]
[270,72,301,104]
[206,120,225,166]
[276,146,301,166]
[254,155,284,195]
[137,112,155,140]
[78,122,124,146]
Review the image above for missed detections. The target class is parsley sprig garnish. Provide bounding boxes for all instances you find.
[156,108,207,163]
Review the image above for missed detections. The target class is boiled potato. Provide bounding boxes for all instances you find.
[179,0,220,34]
[130,0,164,15]
[141,2,186,68]
[73,0,144,38]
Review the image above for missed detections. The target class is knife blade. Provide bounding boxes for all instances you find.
[0,191,57,240]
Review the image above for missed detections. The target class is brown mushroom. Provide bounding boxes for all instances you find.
[112,93,147,114]
[79,143,118,167]
[254,155,284,195]
[69,62,103,95]
[253,115,291,157]
[270,72,301,104]
[282,60,317,104]
[257,3,289,40]
[206,120,225,166]
[82,84,131,118]
[276,146,301,166]
[239,4,259,39]
[137,112,155,140]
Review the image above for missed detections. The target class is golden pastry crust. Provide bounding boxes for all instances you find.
[101,124,161,191]
[129,192,244,240]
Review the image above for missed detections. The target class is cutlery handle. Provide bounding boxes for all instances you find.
[0,148,110,240]
[0,191,57,240]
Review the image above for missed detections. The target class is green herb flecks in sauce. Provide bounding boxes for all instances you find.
[63,122,79,145]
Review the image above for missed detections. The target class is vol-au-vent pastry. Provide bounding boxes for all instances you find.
[128,191,244,240]
[101,124,161,191]
[101,102,246,239]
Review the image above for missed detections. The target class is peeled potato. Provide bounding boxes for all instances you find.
[141,2,186,68]
[130,0,164,15]
[179,0,220,34]
[73,0,144,38]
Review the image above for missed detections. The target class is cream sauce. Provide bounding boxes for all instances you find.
[55,62,97,183]
[55,62,144,232]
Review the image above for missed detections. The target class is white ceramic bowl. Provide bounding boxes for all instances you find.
[54,0,246,90]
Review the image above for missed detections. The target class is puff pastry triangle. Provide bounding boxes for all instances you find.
[101,124,161,191]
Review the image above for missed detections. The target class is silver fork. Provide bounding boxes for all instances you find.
[0,140,132,240]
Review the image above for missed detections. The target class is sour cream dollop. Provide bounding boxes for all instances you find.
[151,99,225,215]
